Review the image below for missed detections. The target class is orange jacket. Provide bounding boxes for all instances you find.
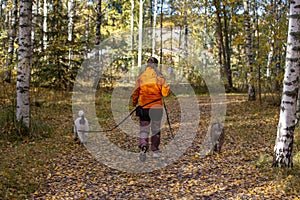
[132,67,170,109]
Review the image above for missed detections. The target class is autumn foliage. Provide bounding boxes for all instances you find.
[0,91,300,199]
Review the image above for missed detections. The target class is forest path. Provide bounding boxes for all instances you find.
[1,94,299,199]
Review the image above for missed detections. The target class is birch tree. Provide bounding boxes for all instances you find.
[93,0,102,88]
[159,0,163,71]
[5,0,18,83]
[68,0,74,68]
[43,0,48,50]
[16,0,32,128]
[152,0,158,56]
[273,0,300,168]
[243,0,256,101]
[137,0,144,69]
[85,1,91,57]
[130,0,135,75]
[32,0,38,45]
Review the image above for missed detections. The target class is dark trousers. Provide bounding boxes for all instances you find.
[139,108,163,152]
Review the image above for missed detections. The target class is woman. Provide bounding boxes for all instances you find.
[132,57,170,158]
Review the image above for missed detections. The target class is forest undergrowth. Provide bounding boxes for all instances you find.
[0,91,300,199]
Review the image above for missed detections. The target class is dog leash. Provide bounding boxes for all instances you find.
[78,98,162,133]
[162,97,174,139]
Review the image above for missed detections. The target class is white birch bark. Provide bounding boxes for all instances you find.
[16,0,32,128]
[130,0,135,76]
[137,0,144,69]
[159,0,163,71]
[5,6,10,28]
[183,0,188,58]
[266,40,274,78]
[32,0,37,44]
[68,0,74,42]
[68,0,74,69]
[43,0,48,50]
[85,1,90,58]
[152,0,157,56]
[273,0,300,168]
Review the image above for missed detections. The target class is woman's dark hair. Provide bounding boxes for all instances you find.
[147,57,158,68]
[146,57,162,77]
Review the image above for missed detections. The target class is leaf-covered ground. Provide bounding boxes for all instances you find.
[1,93,300,199]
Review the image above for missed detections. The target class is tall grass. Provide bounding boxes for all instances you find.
[0,83,56,142]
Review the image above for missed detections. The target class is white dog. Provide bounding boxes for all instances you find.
[74,110,89,145]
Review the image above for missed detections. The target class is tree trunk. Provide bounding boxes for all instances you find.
[137,0,144,69]
[214,0,226,85]
[0,0,2,18]
[95,0,101,46]
[169,0,174,65]
[85,1,90,58]
[68,0,74,72]
[68,0,74,42]
[222,8,232,90]
[273,0,300,168]
[130,0,135,77]
[94,0,102,89]
[274,0,284,92]
[152,0,158,56]
[159,0,163,72]
[254,0,262,103]
[244,0,256,101]
[183,0,188,76]
[32,0,37,45]
[43,0,48,50]
[16,0,32,128]
[4,0,18,83]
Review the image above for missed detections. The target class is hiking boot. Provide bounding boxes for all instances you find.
[139,145,149,153]
[139,145,148,162]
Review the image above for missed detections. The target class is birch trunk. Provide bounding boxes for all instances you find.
[32,0,37,45]
[16,0,32,128]
[244,0,255,100]
[4,0,18,83]
[130,0,135,77]
[152,0,157,56]
[183,0,188,57]
[68,0,74,42]
[137,0,144,69]
[273,0,300,168]
[43,0,48,50]
[68,0,74,69]
[159,0,163,72]
[85,1,90,58]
